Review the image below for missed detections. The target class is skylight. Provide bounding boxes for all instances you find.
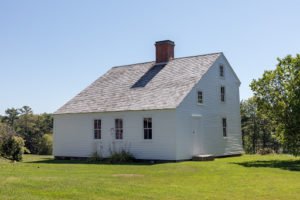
[131,63,166,88]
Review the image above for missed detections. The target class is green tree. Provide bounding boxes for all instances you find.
[241,98,259,153]
[240,98,280,154]
[16,114,41,154]
[250,54,300,156]
[0,123,14,155]
[1,135,25,161]
[38,134,53,155]
[19,106,33,134]
[1,106,53,155]
[2,108,20,129]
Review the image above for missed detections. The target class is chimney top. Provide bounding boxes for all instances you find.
[155,40,175,46]
[155,40,175,63]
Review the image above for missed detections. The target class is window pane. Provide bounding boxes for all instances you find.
[94,130,101,139]
[220,65,224,77]
[148,118,152,128]
[149,129,152,139]
[94,130,97,139]
[115,119,118,128]
[94,120,101,139]
[143,118,152,140]
[115,125,123,139]
[94,120,97,129]
[222,118,227,137]
[221,87,225,102]
[115,119,123,129]
[198,91,203,103]
[223,118,226,127]
[144,129,148,139]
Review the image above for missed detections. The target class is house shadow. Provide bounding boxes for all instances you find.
[26,158,160,166]
[232,159,300,172]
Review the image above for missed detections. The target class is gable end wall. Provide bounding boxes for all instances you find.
[175,55,243,160]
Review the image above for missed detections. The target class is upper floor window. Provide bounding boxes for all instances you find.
[221,86,225,102]
[222,118,227,137]
[94,119,101,139]
[220,65,224,77]
[115,119,123,139]
[144,118,152,139]
[197,91,203,104]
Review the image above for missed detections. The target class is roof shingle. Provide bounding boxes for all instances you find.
[55,53,221,114]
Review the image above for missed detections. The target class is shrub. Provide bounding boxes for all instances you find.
[109,150,135,163]
[87,152,103,162]
[1,136,25,161]
[257,148,275,155]
[38,134,53,155]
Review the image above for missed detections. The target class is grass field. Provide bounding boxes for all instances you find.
[0,154,299,200]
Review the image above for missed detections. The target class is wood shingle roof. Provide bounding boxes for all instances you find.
[55,53,221,114]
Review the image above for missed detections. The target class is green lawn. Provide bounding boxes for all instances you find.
[0,154,299,200]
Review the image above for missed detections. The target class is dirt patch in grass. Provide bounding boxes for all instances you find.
[112,174,144,177]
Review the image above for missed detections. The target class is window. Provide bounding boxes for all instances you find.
[94,119,101,139]
[221,86,225,102]
[222,118,227,137]
[220,65,224,77]
[144,118,152,139]
[197,91,203,104]
[115,119,123,139]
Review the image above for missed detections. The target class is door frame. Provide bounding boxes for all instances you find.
[191,114,202,155]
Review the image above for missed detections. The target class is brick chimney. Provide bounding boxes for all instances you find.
[155,40,175,63]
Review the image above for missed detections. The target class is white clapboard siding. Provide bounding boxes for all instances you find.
[175,54,243,160]
[54,109,176,160]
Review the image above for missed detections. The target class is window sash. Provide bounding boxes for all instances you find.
[144,118,152,139]
[220,65,224,77]
[115,119,123,139]
[144,129,152,139]
[94,119,101,139]
[221,87,225,102]
[222,118,227,137]
[197,91,203,104]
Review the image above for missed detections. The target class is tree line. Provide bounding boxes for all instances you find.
[0,106,53,160]
[241,54,300,156]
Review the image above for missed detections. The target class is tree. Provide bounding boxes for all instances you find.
[2,108,20,129]
[1,135,25,161]
[0,122,16,151]
[241,98,259,153]
[250,54,300,156]
[19,106,33,134]
[38,134,53,155]
[241,98,280,154]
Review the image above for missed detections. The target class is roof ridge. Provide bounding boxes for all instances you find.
[112,61,154,69]
[173,52,222,60]
[111,52,222,69]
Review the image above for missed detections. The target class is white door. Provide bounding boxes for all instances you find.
[192,116,202,155]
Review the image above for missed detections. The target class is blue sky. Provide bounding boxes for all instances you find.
[1,0,299,114]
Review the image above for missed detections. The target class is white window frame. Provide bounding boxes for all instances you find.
[197,90,203,104]
[94,119,101,139]
[220,65,225,78]
[222,118,227,137]
[221,86,226,102]
[143,118,152,140]
[115,118,123,140]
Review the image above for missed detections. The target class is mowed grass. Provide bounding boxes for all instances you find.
[0,154,299,200]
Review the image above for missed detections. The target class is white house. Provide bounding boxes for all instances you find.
[53,40,243,161]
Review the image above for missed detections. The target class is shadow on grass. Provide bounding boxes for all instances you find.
[233,159,300,172]
[26,158,157,166]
